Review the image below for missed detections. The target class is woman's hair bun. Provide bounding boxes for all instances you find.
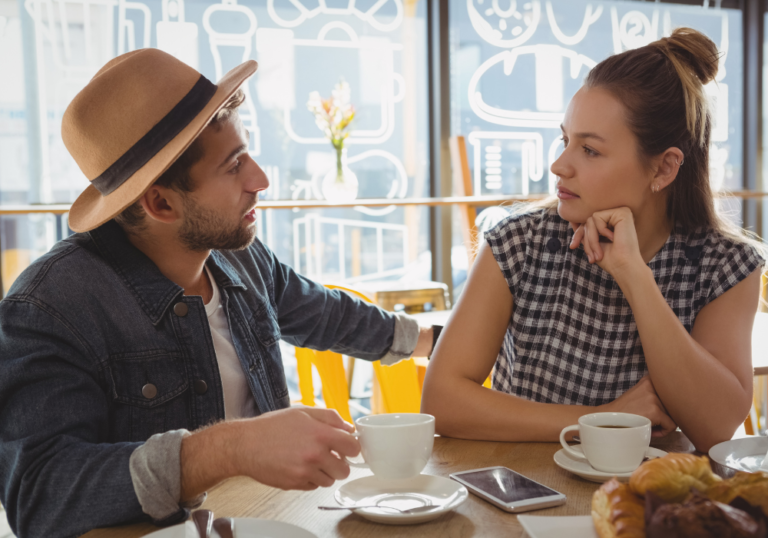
[656,27,720,86]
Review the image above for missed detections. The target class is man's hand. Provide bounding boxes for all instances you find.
[238,407,359,490]
[180,407,359,500]
[599,375,677,437]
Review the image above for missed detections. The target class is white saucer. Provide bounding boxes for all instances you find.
[518,515,598,538]
[709,436,768,473]
[144,518,317,537]
[334,474,468,525]
[553,446,668,483]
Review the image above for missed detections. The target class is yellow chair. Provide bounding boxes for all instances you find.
[372,358,422,413]
[295,347,354,423]
[744,377,765,435]
[295,285,492,418]
[325,285,425,416]
[295,285,378,421]
[296,284,429,417]
[2,248,32,296]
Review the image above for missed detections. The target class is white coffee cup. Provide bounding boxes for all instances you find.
[345,413,435,480]
[559,412,651,473]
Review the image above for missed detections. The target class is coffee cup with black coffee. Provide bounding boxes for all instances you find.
[559,412,652,473]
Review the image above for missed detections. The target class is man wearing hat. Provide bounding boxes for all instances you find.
[0,50,436,537]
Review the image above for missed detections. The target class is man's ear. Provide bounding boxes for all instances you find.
[653,147,685,191]
[139,185,182,224]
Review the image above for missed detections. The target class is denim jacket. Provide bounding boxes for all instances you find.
[0,220,415,538]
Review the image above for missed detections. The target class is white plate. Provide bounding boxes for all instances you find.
[553,446,668,483]
[143,518,318,538]
[518,515,598,538]
[709,436,768,473]
[333,474,468,525]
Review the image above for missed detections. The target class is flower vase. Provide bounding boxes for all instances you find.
[322,147,358,203]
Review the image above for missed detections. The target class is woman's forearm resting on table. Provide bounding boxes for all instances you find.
[421,366,595,442]
[616,264,759,452]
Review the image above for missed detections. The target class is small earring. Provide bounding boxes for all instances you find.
[678,157,684,166]
[652,184,659,194]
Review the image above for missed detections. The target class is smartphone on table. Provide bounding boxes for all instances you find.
[449,466,566,513]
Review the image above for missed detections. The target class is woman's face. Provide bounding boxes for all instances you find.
[551,86,655,224]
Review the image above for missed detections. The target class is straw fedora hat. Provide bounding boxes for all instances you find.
[63,48,257,232]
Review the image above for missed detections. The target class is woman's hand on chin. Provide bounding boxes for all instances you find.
[598,375,677,437]
[569,207,645,278]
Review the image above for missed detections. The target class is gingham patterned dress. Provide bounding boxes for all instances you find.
[485,208,765,406]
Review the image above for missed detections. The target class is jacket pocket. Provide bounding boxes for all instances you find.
[107,350,189,442]
[251,304,281,347]
[248,307,289,405]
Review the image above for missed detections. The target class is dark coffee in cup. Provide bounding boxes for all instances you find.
[597,425,631,428]
[559,413,652,473]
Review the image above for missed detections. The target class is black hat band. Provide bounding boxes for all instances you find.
[90,74,218,196]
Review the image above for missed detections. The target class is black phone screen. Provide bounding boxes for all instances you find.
[456,467,560,503]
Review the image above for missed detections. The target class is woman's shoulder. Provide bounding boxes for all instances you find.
[672,226,765,306]
[483,206,568,291]
[485,206,568,242]
[676,226,766,269]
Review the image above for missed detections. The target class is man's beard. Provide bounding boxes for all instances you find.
[178,194,257,252]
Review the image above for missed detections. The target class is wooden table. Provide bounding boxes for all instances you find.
[83,432,698,538]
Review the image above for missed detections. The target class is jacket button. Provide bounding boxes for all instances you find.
[173,302,188,317]
[142,383,158,399]
[194,380,208,395]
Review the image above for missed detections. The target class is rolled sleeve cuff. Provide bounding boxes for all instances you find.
[379,313,419,366]
[129,429,206,524]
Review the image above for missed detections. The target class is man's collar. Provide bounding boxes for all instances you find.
[89,220,246,325]
[207,250,247,291]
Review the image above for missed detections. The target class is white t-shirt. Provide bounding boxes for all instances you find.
[204,266,256,419]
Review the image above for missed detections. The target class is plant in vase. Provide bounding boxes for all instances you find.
[307,79,358,203]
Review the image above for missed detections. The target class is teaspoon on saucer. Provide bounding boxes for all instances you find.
[318,505,438,514]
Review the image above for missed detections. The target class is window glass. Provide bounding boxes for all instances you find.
[764,11,768,249]
[0,0,430,291]
[449,0,743,287]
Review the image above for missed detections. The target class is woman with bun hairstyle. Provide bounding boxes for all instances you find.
[421,28,766,452]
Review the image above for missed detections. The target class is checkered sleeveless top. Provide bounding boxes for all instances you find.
[485,209,765,406]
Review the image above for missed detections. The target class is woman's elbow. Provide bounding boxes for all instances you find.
[691,431,730,454]
[420,383,444,423]
[420,379,461,437]
[689,409,749,453]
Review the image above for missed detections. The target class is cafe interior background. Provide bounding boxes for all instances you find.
[0,0,766,532]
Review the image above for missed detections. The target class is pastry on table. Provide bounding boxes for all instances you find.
[706,471,768,517]
[592,478,645,538]
[644,490,766,538]
[629,453,721,503]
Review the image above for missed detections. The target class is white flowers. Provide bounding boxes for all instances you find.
[307,79,355,149]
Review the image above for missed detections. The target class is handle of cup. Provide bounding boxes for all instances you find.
[559,425,587,460]
[343,432,369,469]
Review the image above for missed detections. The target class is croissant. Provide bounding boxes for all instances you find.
[629,453,721,503]
[592,478,646,538]
[706,471,768,517]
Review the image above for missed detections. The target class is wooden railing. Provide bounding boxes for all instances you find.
[0,191,766,215]
[0,192,766,298]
